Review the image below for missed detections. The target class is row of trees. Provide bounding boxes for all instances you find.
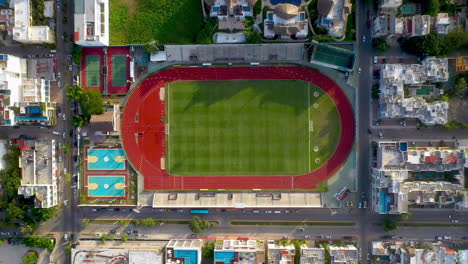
[401,30,468,57]
[66,84,104,127]
[0,145,57,233]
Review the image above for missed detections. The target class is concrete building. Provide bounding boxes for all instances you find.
[214,240,265,264]
[0,54,56,126]
[372,15,388,37]
[316,0,352,38]
[166,240,202,264]
[379,0,402,9]
[71,240,166,264]
[88,104,120,136]
[372,141,466,214]
[300,246,325,264]
[410,15,431,36]
[379,57,449,126]
[263,4,308,40]
[435,13,450,35]
[74,0,109,46]
[328,245,358,264]
[209,0,254,30]
[17,139,58,208]
[12,0,54,43]
[267,241,295,264]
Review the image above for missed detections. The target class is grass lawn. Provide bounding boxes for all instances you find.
[166,80,340,176]
[109,0,204,45]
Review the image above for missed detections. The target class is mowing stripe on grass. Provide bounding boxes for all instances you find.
[231,221,355,226]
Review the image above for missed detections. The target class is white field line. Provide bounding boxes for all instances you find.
[166,84,170,170]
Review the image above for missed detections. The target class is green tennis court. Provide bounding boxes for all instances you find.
[166,80,341,176]
[112,55,127,87]
[85,55,100,87]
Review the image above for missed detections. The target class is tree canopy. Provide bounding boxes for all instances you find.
[133,218,162,228]
[72,115,84,128]
[189,216,213,233]
[424,0,440,16]
[372,38,390,52]
[66,84,83,101]
[80,88,104,119]
[383,219,398,233]
[23,236,55,251]
[202,241,215,259]
[402,30,468,57]
[21,252,39,264]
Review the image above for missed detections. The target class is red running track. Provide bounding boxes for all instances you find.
[121,66,355,190]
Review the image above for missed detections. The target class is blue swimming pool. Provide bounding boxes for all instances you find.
[270,0,301,6]
[215,251,236,264]
[87,148,126,170]
[87,176,126,198]
[27,106,41,114]
[174,250,198,264]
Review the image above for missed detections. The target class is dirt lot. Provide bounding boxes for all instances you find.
[448,98,468,124]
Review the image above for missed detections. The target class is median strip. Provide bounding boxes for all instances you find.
[231,221,355,226]
[399,222,468,228]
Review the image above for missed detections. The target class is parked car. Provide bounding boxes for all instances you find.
[265,210,272,214]
[451,220,459,223]
[362,35,366,42]
[378,131,383,139]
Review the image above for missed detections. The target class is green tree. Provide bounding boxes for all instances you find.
[202,241,215,259]
[66,84,83,101]
[121,233,129,242]
[144,40,161,53]
[372,38,390,52]
[101,233,108,244]
[64,245,72,255]
[82,219,91,228]
[0,239,4,246]
[444,29,468,54]
[72,115,84,128]
[424,0,440,16]
[63,144,70,154]
[311,35,336,42]
[71,45,83,64]
[134,218,161,228]
[79,89,104,120]
[6,203,25,222]
[21,252,39,264]
[189,216,212,233]
[23,236,55,250]
[20,224,35,235]
[195,19,217,44]
[382,219,398,233]
[454,77,467,92]
[253,0,262,16]
[278,240,290,246]
[402,32,446,56]
[31,207,57,222]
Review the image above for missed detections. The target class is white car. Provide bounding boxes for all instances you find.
[362,36,366,42]
[373,56,378,64]
[69,64,73,72]
[378,131,383,139]
[62,113,66,121]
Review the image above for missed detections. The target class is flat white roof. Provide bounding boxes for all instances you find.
[0,140,7,170]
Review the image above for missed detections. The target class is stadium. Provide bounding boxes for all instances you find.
[121,66,354,190]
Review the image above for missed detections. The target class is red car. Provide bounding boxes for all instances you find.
[367,20,371,28]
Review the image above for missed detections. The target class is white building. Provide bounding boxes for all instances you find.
[0,54,24,125]
[329,245,358,264]
[372,141,466,214]
[436,13,450,35]
[0,54,55,126]
[74,0,109,46]
[267,241,295,264]
[214,240,265,264]
[317,0,353,38]
[263,4,308,40]
[379,0,402,14]
[300,246,325,264]
[17,139,58,208]
[379,57,449,126]
[12,0,54,43]
[166,240,202,264]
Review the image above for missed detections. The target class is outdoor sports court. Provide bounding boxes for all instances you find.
[85,55,101,87]
[166,80,340,176]
[81,47,131,94]
[121,66,355,190]
[111,55,127,87]
[87,175,126,198]
[87,148,126,171]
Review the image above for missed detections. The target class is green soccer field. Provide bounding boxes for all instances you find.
[85,55,100,87]
[112,55,127,86]
[166,80,340,176]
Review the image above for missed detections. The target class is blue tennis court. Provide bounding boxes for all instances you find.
[87,148,126,170]
[87,175,126,198]
[174,250,198,264]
